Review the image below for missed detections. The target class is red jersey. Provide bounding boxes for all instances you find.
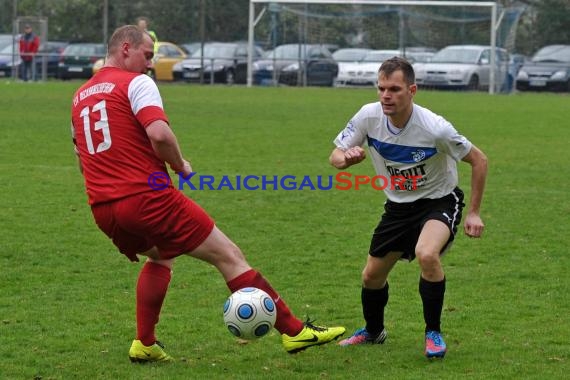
[71,67,171,205]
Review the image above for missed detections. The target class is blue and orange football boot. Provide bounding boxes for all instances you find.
[425,330,447,358]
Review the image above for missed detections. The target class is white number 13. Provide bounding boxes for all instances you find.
[80,100,112,154]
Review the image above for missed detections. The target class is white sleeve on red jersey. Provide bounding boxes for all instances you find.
[127,74,166,126]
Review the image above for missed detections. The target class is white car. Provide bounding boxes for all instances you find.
[414,45,509,91]
[332,48,370,87]
[335,49,401,87]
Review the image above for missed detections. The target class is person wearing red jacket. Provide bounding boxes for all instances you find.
[19,24,40,81]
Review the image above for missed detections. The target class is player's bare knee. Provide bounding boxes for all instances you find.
[361,268,386,288]
[416,250,440,270]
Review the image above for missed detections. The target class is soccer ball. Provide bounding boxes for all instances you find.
[223,287,277,340]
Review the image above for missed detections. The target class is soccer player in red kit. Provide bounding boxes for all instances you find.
[71,25,345,362]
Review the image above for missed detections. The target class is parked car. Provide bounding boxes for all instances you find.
[0,43,19,78]
[180,42,201,56]
[332,48,371,87]
[516,45,570,92]
[0,40,68,79]
[93,41,186,81]
[172,42,264,84]
[407,51,436,76]
[332,48,371,63]
[415,45,509,91]
[253,43,338,86]
[58,42,106,79]
[36,41,68,78]
[334,49,400,87]
[403,46,436,64]
[150,41,187,81]
[0,34,14,50]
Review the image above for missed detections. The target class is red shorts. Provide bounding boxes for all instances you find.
[91,189,215,262]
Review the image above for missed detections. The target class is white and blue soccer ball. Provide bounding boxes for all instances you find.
[223,287,277,340]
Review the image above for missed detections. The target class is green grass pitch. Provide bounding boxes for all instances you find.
[0,80,568,379]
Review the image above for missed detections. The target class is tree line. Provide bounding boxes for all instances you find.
[0,0,568,56]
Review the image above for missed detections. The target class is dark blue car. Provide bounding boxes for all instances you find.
[253,44,338,86]
[172,42,264,84]
[516,45,570,92]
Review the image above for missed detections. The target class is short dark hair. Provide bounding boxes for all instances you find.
[379,57,415,85]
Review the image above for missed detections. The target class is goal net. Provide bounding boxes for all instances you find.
[247,0,525,93]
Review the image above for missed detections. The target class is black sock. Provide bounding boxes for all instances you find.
[419,276,446,333]
[362,283,389,336]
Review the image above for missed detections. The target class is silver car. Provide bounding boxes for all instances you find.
[332,48,371,87]
[415,45,509,91]
[335,49,401,87]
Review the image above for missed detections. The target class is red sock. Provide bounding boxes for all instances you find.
[227,269,304,337]
[136,262,172,346]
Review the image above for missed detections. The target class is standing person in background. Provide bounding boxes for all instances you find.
[71,25,345,363]
[136,17,159,78]
[19,24,40,81]
[136,17,159,55]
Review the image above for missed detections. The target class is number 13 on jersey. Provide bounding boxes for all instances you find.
[78,100,112,154]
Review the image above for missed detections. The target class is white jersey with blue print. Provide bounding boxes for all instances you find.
[334,102,472,203]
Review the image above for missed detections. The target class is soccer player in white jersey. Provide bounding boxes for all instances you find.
[331,57,487,358]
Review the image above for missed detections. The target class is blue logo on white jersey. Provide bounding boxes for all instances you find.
[367,137,436,164]
[412,150,426,162]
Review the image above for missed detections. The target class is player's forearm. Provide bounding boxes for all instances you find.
[467,152,488,215]
[146,121,186,172]
[330,146,366,169]
[74,146,84,174]
[329,148,349,169]
[151,138,186,172]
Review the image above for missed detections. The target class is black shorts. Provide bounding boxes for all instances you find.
[369,187,465,261]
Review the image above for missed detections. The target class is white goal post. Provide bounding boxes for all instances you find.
[247,0,504,93]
